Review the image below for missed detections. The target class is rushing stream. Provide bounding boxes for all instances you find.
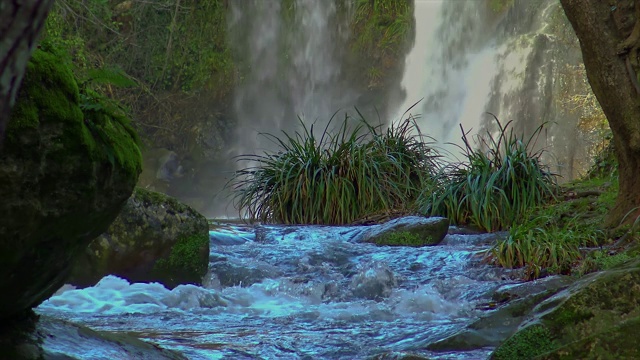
[37,224,515,359]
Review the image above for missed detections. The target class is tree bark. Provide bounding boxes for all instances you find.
[560,0,640,227]
[0,0,54,146]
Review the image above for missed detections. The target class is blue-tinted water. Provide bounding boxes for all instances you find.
[37,224,513,359]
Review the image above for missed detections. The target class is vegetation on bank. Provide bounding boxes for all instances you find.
[486,161,635,280]
[230,107,639,281]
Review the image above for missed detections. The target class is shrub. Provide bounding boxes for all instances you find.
[230,111,441,225]
[419,115,558,232]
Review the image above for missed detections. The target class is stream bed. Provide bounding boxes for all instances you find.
[36,223,516,359]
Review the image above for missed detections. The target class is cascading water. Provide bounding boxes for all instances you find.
[228,0,356,156]
[397,0,498,152]
[37,225,513,359]
[398,0,598,179]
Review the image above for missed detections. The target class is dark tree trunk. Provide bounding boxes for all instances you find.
[561,0,640,227]
[0,0,54,145]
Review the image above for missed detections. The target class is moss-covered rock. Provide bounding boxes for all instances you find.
[490,258,640,359]
[69,188,209,289]
[429,276,574,353]
[354,216,449,247]
[0,47,141,320]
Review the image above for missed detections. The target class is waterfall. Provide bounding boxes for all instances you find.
[398,0,599,179]
[397,0,498,153]
[228,0,356,156]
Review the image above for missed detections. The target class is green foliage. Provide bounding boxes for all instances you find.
[45,0,232,93]
[230,111,441,225]
[419,115,558,232]
[491,324,555,360]
[352,0,414,88]
[488,173,618,280]
[489,222,585,280]
[586,140,617,179]
[577,250,634,275]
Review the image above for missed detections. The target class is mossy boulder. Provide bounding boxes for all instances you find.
[0,47,141,319]
[429,276,574,353]
[69,188,209,289]
[491,258,640,359]
[354,216,449,247]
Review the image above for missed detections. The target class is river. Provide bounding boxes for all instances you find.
[37,223,515,359]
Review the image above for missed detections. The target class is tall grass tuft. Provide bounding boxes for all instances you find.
[230,111,441,225]
[419,115,558,232]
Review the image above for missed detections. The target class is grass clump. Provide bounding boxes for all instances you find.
[489,222,585,280]
[488,173,617,280]
[420,115,557,232]
[230,111,440,225]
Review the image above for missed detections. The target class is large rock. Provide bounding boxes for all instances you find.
[0,46,141,319]
[491,258,640,359]
[353,216,449,246]
[69,188,210,289]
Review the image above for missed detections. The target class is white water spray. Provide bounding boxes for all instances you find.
[228,0,356,156]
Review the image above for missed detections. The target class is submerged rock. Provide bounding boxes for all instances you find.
[0,46,141,319]
[0,312,184,359]
[349,262,397,300]
[353,216,449,247]
[491,258,640,359]
[69,188,209,289]
[208,258,281,287]
[428,276,574,352]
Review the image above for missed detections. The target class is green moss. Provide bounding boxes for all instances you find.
[375,231,433,246]
[134,187,188,212]
[546,307,594,332]
[351,0,414,89]
[491,324,555,360]
[8,47,82,139]
[539,316,640,359]
[83,110,142,177]
[8,46,141,184]
[155,233,209,277]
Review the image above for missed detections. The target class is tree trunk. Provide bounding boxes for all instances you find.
[0,0,54,145]
[560,0,640,227]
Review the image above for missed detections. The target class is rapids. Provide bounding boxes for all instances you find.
[37,224,515,359]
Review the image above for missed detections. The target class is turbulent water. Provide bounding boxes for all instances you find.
[38,224,514,359]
